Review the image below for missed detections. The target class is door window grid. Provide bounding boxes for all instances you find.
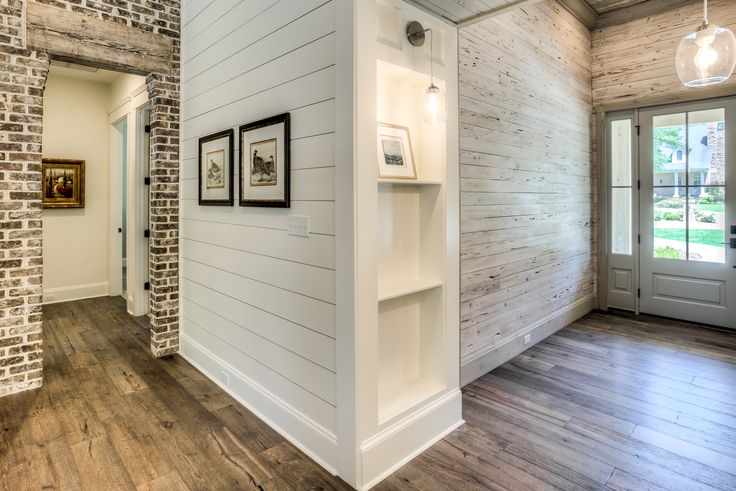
[652,110,726,263]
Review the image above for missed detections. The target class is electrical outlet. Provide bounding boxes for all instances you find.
[220,370,230,386]
[523,334,531,346]
[288,215,310,237]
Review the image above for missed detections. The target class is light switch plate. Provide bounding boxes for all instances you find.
[288,215,310,237]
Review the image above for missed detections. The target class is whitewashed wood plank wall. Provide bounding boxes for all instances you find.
[459,0,596,380]
[592,0,736,109]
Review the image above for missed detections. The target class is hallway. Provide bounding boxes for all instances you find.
[2,299,736,490]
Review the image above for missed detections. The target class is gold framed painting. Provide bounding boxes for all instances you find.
[42,159,85,208]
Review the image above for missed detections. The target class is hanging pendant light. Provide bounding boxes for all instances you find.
[676,0,736,87]
[407,21,447,124]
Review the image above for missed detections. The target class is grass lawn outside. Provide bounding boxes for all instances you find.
[694,203,725,213]
[654,228,725,247]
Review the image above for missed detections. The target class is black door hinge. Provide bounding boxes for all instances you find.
[144,177,151,185]
[637,234,641,244]
[637,180,640,190]
[145,124,151,133]
[635,125,640,136]
[144,282,150,291]
[144,229,150,238]
[637,288,641,298]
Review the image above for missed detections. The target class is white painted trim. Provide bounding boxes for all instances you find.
[109,95,132,115]
[108,115,127,298]
[180,334,339,474]
[43,282,110,305]
[359,389,464,490]
[460,294,596,386]
[334,0,359,486]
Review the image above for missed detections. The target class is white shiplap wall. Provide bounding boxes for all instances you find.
[179,0,338,468]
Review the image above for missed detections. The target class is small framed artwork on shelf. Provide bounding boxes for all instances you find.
[198,128,234,206]
[239,113,290,208]
[42,158,85,209]
[377,122,416,180]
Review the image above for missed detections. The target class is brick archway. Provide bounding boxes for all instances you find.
[0,0,180,397]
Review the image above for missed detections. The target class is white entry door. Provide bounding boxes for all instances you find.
[639,98,736,328]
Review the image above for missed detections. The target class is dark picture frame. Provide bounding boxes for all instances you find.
[42,158,85,208]
[239,113,290,208]
[198,128,234,206]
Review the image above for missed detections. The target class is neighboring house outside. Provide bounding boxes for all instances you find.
[654,122,725,198]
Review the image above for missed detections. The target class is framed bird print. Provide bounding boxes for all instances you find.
[239,113,290,208]
[198,128,234,206]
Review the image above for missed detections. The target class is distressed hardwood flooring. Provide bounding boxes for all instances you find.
[379,310,736,491]
[2,299,736,490]
[0,297,351,491]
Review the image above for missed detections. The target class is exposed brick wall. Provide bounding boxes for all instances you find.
[0,42,49,396]
[0,0,180,396]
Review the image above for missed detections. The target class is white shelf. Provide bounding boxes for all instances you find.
[378,378,445,423]
[377,278,443,302]
[377,178,442,186]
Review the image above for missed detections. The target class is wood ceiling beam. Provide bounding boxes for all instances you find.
[26,1,173,75]
[557,0,599,29]
[594,0,701,29]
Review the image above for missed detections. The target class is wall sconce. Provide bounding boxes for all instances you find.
[407,21,447,124]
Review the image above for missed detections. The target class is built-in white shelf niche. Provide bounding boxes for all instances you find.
[345,0,461,488]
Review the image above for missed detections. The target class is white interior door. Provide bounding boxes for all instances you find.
[639,98,736,328]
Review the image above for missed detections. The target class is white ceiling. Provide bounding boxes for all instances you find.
[48,62,128,85]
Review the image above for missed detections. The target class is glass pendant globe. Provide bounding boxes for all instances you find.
[422,84,447,124]
[676,23,736,87]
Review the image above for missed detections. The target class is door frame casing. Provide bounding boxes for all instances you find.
[108,83,150,316]
[638,97,735,328]
[598,96,736,327]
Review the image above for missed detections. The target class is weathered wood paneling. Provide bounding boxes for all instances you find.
[592,0,736,110]
[459,0,595,377]
[26,1,173,75]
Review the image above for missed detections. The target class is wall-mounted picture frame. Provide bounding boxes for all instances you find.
[198,128,234,206]
[239,113,290,208]
[42,158,85,208]
[377,122,417,180]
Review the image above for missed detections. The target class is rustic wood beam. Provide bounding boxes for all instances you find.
[594,0,701,29]
[456,0,542,28]
[26,1,172,75]
[557,0,598,29]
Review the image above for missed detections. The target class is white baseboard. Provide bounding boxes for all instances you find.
[43,282,110,305]
[359,389,464,490]
[179,335,339,475]
[460,294,596,386]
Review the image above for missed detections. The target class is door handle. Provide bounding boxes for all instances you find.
[725,238,736,248]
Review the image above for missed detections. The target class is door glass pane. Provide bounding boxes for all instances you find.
[612,188,631,255]
[653,113,686,192]
[687,109,725,186]
[611,119,631,186]
[653,188,686,260]
[688,189,726,263]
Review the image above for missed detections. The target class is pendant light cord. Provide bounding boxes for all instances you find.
[704,0,708,25]
[429,28,435,87]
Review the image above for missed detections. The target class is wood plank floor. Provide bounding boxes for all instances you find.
[378,310,736,491]
[2,298,736,490]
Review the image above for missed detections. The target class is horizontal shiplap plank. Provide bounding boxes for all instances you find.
[182,279,335,370]
[182,300,335,404]
[181,219,334,269]
[182,238,335,303]
[180,199,335,236]
[181,259,335,338]
[181,318,336,433]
